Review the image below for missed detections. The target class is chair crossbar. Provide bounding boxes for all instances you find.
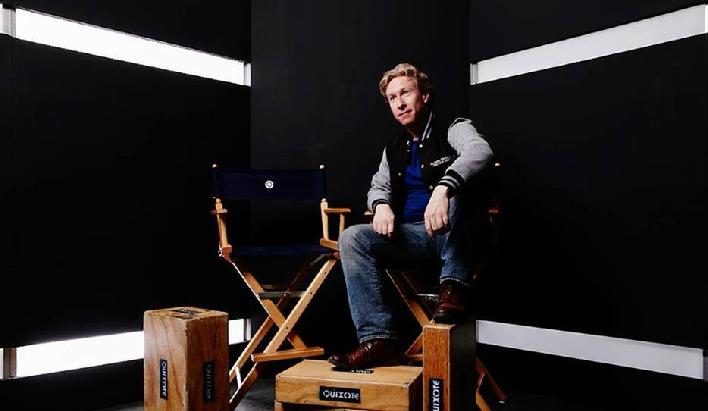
[258,291,305,300]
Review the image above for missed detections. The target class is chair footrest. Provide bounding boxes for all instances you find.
[251,347,324,363]
[404,353,424,362]
[259,291,304,300]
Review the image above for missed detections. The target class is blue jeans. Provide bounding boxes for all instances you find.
[338,197,476,343]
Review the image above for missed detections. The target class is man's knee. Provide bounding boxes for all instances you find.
[339,224,374,251]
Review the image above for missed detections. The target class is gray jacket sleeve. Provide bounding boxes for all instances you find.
[437,118,493,191]
[366,149,392,211]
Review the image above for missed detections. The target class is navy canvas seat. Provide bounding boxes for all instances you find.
[210,164,350,409]
[231,244,330,256]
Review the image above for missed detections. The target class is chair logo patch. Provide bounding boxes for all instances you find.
[264,180,274,189]
[429,378,443,411]
[159,359,168,399]
[319,386,361,403]
[203,361,215,403]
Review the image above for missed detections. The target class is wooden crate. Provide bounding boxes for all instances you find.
[423,321,476,411]
[276,360,422,410]
[144,307,228,411]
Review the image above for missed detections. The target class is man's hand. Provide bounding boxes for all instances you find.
[372,203,396,238]
[424,185,450,237]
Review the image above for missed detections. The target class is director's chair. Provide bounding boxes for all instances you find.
[382,162,507,411]
[211,164,349,410]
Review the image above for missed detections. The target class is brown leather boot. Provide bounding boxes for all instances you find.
[328,338,399,370]
[433,280,469,324]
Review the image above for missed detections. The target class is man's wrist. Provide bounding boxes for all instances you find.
[433,184,450,197]
[373,200,390,213]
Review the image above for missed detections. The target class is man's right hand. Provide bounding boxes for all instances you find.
[372,203,395,238]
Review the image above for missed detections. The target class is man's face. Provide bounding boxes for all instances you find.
[385,76,429,127]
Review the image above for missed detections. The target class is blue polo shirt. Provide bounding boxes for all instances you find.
[402,140,431,223]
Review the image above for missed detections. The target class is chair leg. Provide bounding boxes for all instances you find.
[404,334,423,358]
[477,359,507,403]
[229,363,261,410]
[232,258,308,349]
[386,270,509,410]
[262,258,337,353]
[228,255,337,410]
[230,257,319,382]
[386,270,432,326]
[476,391,493,411]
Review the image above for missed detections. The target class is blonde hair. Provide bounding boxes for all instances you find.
[378,63,432,98]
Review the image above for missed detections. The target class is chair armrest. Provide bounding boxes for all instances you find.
[320,238,339,251]
[320,201,351,242]
[322,207,351,214]
[213,198,233,262]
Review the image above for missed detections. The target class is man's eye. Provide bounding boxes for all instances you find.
[402,89,410,95]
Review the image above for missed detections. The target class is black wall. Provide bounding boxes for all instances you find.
[0,37,14,306]
[470,35,707,349]
[0,39,252,348]
[5,0,250,59]
[251,1,708,355]
[469,0,705,60]
[468,4,707,406]
[249,0,471,351]
[251,0,470,236]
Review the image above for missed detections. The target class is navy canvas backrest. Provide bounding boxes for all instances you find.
[212,167,327,200]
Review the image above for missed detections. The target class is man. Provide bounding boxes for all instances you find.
[329,63,493,369]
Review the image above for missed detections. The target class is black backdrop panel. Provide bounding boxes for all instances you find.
[470,0,705,61]
[6,0,250,59]
[470,35,707,348]
[1,39,251,347]
[252,0,470,236]
[0,36,14,304]
[250,0,470,350]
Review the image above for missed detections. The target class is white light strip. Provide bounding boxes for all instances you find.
[15,319,248,377]
[14,9,247,85]
[478,320,704,379]
[471,5,708,84]
[0,4,16,36]
[245,62,252,86]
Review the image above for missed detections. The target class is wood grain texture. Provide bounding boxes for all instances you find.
[423,322,476,411]
[144,307,228,411]
[276,360,422,410]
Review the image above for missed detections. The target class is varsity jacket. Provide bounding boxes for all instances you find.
[367,113,493,216]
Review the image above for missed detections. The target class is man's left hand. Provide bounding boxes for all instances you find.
[424,185,450,237]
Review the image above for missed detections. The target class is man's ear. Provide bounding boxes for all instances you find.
[423,92,430,104]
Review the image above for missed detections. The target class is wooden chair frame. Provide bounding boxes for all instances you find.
[385,269,507,411]
[375,162,507,411]
[212,165,350,410]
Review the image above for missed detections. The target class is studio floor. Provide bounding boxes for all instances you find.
[96,376,603,411]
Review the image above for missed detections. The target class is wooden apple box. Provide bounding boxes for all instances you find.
[276,360,422,410]
[144,307,229,411]
[423,321,476,411]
